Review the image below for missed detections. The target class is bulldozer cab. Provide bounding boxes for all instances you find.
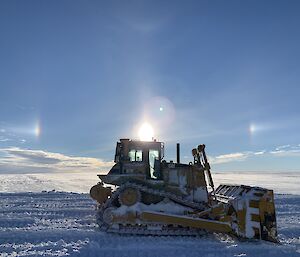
[114,139,164,179]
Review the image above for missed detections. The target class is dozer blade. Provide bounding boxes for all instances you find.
[215,184,277,242]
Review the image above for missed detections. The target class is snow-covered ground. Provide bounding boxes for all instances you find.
[0,172,299,256]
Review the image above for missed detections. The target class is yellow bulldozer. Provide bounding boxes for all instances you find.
[90,139,277,242]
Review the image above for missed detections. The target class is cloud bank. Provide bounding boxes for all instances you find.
[0,147,114,174]
[210,144,300,165]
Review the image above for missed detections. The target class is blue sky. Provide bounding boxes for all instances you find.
[0,0,300,173]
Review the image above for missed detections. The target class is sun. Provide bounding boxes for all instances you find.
[138,123,154,141]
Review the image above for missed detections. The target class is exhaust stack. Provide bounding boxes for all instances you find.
[176,143,180,164]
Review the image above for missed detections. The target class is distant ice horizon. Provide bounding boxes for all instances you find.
[0,171,298,195]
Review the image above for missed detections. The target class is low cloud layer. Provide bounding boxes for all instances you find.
[210,152,252,164]
[0,147,114,174]
[210,144,300,165]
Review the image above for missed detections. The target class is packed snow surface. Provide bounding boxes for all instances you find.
[0,172,299,256]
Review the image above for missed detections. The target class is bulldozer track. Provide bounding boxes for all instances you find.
[96,182,207,236]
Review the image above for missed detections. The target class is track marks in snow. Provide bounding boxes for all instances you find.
[0,239,89,257]
[0,192,299,257]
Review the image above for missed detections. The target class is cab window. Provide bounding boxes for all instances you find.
[149,149,159,178]
[128,149,143,162]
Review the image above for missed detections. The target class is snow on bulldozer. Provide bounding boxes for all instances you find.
[90,138,277,242]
